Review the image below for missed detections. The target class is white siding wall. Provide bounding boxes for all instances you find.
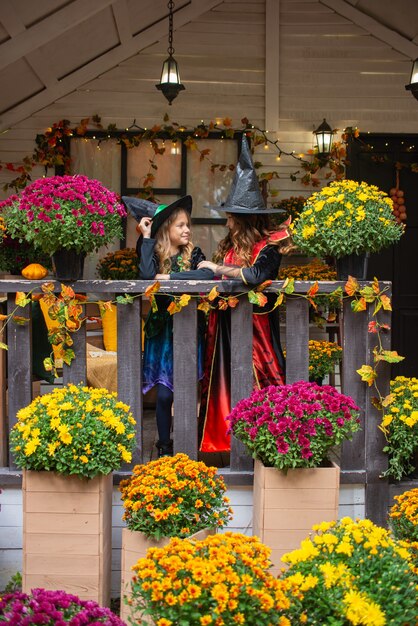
[0,482,364,594]
[1,0,417,198]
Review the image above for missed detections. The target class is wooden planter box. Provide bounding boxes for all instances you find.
[120,527,214,624]
[22,470,112,606]
[253,459,340,575]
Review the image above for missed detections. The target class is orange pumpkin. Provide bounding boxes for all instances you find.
[21,263,49,280]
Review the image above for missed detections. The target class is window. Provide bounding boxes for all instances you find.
[70,131,240,269]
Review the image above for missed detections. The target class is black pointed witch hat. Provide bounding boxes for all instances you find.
[208,134,285,214]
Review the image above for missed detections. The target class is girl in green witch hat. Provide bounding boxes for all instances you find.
[124,195,214,457]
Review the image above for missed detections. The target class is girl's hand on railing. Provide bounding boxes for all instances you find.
[198,260,218,273]
[155,273,169,280]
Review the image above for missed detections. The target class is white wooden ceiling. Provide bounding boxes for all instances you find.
[0,0,417,131]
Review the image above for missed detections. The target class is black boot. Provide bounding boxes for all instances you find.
[156,439,173,458]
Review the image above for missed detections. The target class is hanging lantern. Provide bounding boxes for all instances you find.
[156,0,185,105]
[313,118,334,156]
[405,58,418,101]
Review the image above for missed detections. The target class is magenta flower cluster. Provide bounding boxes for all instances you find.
[228,381,360,470]
[0,588,125,625]
[1,175,126,254]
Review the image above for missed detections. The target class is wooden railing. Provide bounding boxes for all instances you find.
[0,279,391,525]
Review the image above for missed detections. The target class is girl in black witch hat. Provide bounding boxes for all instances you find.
[123,195,214,457]
[197,135,292,453]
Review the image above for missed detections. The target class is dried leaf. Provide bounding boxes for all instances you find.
[116,294,134,305]
[41,282,55,293]
[15,292,30,307]
[345,276,359,297]
[306,281,319,298]
[351,297,367,312]
[208,286,219,302]
[0,341,8,350]
[283,278,295,295]
[248,291,267,307]
[356,364,377,386]
[62,349,75,366]
[178,294,191,308]
[197,300,211,314]
[61,284,75,300]
[382,393,395,407]
[167,300,182,315]
[13,315,30,325]
[255,280,272,292]
[228,296,239,308]
[375,350,405,364]
[145,281,160,298]
[380,294,392,311]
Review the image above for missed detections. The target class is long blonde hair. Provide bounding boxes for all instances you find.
[154,208,194,273]
[213,214,292,267]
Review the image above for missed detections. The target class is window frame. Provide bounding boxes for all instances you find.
[70,129,242,226]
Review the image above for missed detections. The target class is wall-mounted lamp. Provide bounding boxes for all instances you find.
[313,118,334,156]
[405,58,418,101]
[156,0,185,105]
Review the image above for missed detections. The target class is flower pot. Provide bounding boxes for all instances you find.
[335,252,368,280]
[22,470,112,606]
[253,459,340,575]
[120,527,214,624]
[51,249,85,281]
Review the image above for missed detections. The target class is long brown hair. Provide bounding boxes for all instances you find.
[154,207,194,273]
[213,213,292,266]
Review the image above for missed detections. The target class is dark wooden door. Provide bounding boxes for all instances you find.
[347,134,418,376]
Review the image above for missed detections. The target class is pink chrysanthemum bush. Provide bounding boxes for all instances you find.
[0,175,126,254]
[228,381,360,470]
[280,517,418,626]
[0,588,125,625]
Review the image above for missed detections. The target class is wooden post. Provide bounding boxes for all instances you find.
[173,298,198,459]
[7,294,32,469]
[0,311,7,466]
[365,292,391,526]
[340,297,367,476]
[117,297,143,466]
[285,297,309,383]
[230,298,253,471]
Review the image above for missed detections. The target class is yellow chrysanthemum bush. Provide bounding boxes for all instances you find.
[9,383,136,478]
[280,517,418,626]
[119,453,233,540]
[129,532,298,626]
[291,179,403,258]
[284,340,342,382]
[308,340,343,382]
[380,376,418,480]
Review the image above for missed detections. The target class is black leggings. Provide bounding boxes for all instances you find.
[155,384,173,445]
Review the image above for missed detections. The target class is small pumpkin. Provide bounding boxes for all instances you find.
[21,263,49,280]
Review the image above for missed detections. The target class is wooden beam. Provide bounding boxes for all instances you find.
[0,0,58,90]
[0,0,115,72]
[265,0,280,132]
[111,0,132,46]
[0,0,223,131]
[319,0,418,59]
